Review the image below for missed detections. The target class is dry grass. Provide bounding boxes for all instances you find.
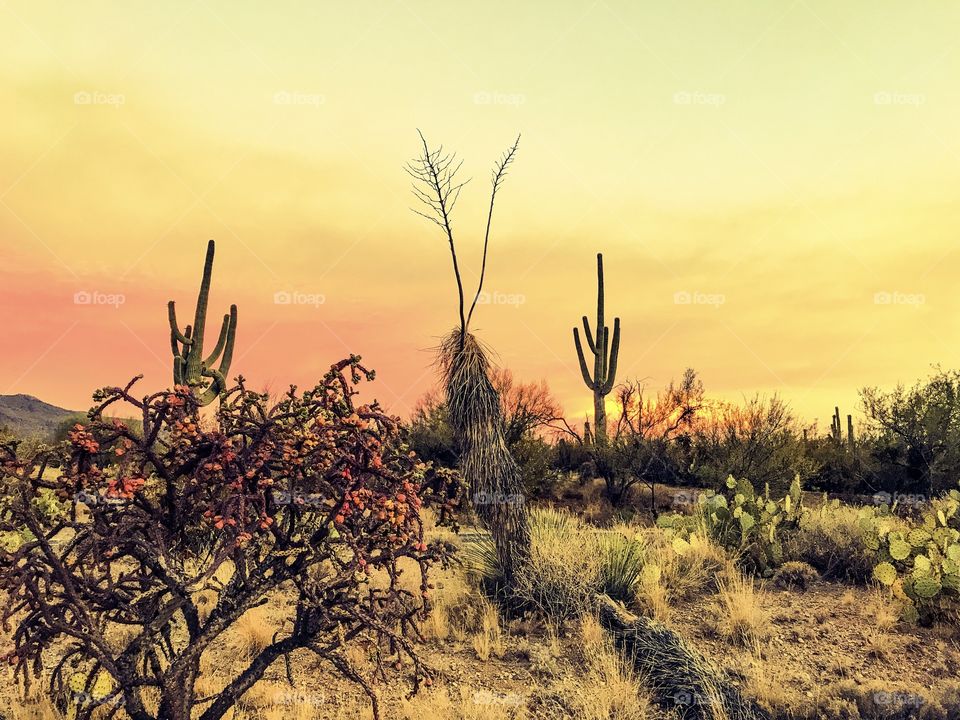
[742,644,807,717]
[634,561,672,622]
[713,572,771,646]
[233,605,276,661]
[553,615,657,720]
[400,686,524,720]
[865,587,899,631]
[472,598,505,661]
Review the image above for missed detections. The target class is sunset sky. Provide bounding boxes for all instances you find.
[3,1,960,431]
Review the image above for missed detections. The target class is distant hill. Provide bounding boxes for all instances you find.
[0,394,84,439]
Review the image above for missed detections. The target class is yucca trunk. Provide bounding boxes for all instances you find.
[441,331,531,586]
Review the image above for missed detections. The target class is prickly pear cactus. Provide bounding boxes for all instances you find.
[873,481,960,624]
[658,474,805,577]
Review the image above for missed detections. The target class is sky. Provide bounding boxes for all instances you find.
[2,1,960,432]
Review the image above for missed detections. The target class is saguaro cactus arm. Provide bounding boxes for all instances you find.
[573,327,596,389]
[168,240,237,405]
[601,318,621,394]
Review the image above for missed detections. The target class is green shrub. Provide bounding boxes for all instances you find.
[783,501,889,584]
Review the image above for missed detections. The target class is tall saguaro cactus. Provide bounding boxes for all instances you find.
[573,253,621,444]
[168,240,237,406]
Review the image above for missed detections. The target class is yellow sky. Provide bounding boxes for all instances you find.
[2,1,960,430]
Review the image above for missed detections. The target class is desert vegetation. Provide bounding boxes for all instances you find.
[2,135,960,720]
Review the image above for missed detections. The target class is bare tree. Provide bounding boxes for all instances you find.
[490,368,564,445]
[603,369,704,510]
[692,394,812,494]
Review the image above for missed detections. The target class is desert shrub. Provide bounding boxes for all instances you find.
[511,508,601,621]
[595,526,648,602]
[862,368,960,498]
[407,390,458,467]
[783,501,885,583]
[771,560,819,590]
[872,483,960,624]
[0,358,452,720]
[553,438,592,474]
[510,434,562,498]
[690,394,813,497]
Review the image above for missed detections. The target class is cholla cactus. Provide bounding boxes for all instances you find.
[168,240,237,405]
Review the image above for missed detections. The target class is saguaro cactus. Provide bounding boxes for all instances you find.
[168,240,237,405]
[573,253,621,444]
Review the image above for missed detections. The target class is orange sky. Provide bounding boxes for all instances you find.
[3,2,960,431]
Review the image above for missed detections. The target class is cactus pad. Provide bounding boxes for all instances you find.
[873,562,897,586]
